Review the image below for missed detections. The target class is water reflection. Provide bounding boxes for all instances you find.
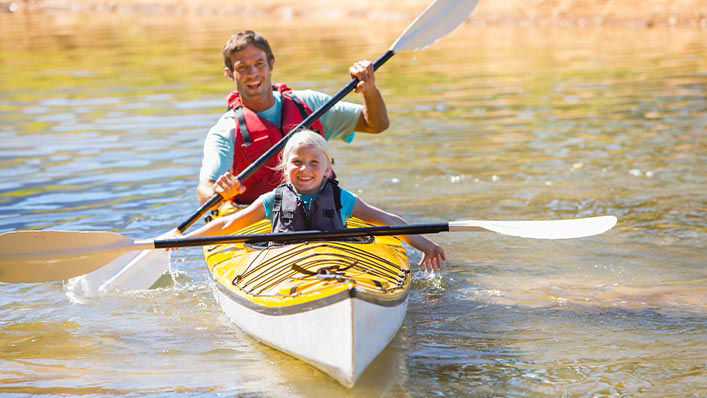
[0,13,705,396]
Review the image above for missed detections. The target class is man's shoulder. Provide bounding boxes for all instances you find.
[208,109,235,133]
[289,89,358,115]
[289,89,329,102]
[217,108,235,120]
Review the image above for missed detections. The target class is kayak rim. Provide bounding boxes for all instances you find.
[207,268,410,316]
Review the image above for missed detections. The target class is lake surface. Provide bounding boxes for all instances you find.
[1,13,705,396]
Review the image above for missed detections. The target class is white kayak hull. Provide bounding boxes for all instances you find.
[210,279,408,387]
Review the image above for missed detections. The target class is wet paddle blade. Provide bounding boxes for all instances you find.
[448,216,618,239]
[66,249,170,296]
[0,230,147,283]
[391,0,479,52]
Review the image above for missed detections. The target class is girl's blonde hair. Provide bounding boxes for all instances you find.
[276,130,333,183]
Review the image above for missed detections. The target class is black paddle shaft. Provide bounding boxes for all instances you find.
[177,50,396,233]
[160,221,447,249]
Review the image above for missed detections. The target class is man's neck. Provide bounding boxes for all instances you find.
[242,92,276,113]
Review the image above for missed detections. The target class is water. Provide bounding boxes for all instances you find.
[1,13,705,396]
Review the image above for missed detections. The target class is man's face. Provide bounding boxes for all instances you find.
[227,44,273,104]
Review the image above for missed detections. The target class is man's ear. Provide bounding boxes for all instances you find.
[224,67,234,80]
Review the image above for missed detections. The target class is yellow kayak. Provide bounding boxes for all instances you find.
[202,203,411,388]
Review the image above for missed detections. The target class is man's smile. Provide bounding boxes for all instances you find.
[246,80,262,90]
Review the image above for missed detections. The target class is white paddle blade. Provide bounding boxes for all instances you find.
[449,216,618,239]
[0,230,145,283]
[67,249,170,296]
[391,0,479,53]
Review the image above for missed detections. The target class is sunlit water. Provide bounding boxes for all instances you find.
[1,13,705,396]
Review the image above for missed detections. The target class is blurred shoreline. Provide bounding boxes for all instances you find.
[2,0,706,28]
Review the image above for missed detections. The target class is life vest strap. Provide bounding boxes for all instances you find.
[234,106,252,147]
[273,185,284,212]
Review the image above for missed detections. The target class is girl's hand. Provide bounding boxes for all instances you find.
[418,241,446,271]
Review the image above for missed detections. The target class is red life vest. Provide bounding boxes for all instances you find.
[227,84,325,204]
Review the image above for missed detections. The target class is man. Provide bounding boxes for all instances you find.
[197,30,389,205]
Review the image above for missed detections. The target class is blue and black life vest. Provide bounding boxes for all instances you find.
[271,179,344,233]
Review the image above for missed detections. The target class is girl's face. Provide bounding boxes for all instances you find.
[285,144,332,195]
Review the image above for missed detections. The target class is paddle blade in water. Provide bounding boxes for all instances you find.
[0,230,138,283]
[448,216,618,239]
[67,249,170,296]
[390,0,479,53]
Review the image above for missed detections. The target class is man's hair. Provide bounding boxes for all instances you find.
[223,30,275,72]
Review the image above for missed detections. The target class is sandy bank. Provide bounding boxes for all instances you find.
[2,0,706,28]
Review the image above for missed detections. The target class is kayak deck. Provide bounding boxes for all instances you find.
[204,208,410,314]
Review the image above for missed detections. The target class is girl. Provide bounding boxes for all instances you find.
[178,130,445,270]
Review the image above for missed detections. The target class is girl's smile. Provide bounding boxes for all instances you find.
[285,144,332,195]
